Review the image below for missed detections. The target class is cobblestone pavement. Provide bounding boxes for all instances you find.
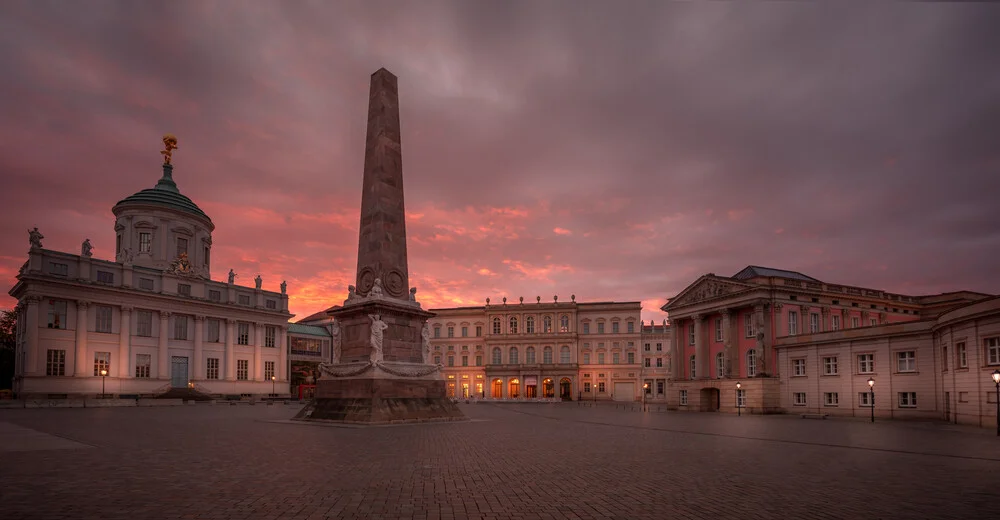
[1,402,998,520]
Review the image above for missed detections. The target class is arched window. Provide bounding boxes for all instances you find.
[492,317,501,335]
[509,317,518,334]
[491,378,503,398]
[689,355,696,379]
[509,378,520,398]
[491,347,502,365]
[526,316,535,333]
[747,349,757,377]
[525,346,536,364]
[560,345,571,363]
[560,315,569,332]
[543,316,552,333]
[716,353,725,379]
[542,346,553,364]
[509,347,519,364]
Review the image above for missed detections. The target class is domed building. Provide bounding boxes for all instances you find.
[8,137,294,399]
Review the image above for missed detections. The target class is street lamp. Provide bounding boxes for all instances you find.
[736,382,742,416]
[867,377,875,423]
[271,375,276,397]
[992,370,1000,437]
[642,382,649,411]
[100,369,107,398]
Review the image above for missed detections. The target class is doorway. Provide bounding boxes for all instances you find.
[559,378,572,400]
[170,356,189,388]
[700,388,720,412]
[542,378,554,398]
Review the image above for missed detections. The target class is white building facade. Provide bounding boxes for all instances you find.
[8,158,293,398]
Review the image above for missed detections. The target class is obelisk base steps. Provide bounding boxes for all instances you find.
[294,379,465,424]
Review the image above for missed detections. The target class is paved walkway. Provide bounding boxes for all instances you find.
[1,402,997,520]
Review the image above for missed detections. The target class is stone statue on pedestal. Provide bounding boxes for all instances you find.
[81,238,93,257]
[347,285,357,301]
[254,275,262,290]
[228,269,236,284]
[370,278,384,299]
[28,228,43,250]
[280,280,287,294]
[421,322,432,364]
[409,287,417,302]
[369,314,388,364]
[330,322,341,363]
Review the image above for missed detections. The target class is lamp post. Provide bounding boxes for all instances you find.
[736,382,742,416]
[642,382,649,411]
[271,375,276,397]
[100,369,107,398]
[867,377,875,423]
[992,370,1000,437]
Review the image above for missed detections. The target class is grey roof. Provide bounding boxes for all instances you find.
[731,265,821,283]
[113,164,212,223]
[288,323,330,337]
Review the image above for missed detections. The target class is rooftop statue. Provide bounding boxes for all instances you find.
[161,134,178,165]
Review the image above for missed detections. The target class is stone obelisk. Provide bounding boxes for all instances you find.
[294,68,464,424]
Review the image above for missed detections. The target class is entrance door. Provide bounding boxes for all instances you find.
[559,378,571,400]
[170,356,189,387]
[700,388,720,411]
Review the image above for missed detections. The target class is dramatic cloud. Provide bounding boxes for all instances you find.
[2,0,999,322]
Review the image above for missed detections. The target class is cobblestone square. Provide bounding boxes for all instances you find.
[1,402,998,520]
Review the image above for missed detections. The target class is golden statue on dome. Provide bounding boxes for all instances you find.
[161,134,178,164]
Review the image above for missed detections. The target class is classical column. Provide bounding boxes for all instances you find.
[861,310,871,326]
[25,296,41,376]
[278,326,288,381]
[118,306,132,378]
[158,311,171,379]
[193,315,205,380]
[754,301,770,376]
[693,314,707,379]
[774,303,783,337]
[841,308,850,328]
[670,319,682,380]
[225,319,236,380]
[721,309,733,378]
[74,301,90,377]
[821,307,830,332]
[801,304,811,333]
[253,324,264,380]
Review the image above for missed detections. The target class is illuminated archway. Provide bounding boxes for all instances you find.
[509,378,521,398]
[542,378,555,398]
[491,378,503,398]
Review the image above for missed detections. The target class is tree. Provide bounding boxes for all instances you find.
[0,309,15,391]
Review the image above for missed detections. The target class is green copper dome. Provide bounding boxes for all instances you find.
[113,164,213,224]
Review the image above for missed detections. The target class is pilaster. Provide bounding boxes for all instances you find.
[158,311,171,379]
[74,300,90,377]
[118,306,132,378]
[193,315,205,380]
[253,324,264,380]
[278,326,287,381]
[721,309,734,378]
[225,319,236,380]
[24,296,41,376]
[754,301,769,376]
[694,314,707,379]
[821,307,830,332]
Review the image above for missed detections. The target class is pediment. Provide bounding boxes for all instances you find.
[667,277,753,309]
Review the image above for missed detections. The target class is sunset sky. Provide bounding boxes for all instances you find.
[2,1,999,323]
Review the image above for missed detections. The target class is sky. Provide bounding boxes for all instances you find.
[1,1,999,324]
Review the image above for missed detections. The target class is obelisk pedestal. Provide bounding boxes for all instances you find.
[294,68,464,425]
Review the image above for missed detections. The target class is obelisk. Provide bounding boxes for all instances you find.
[294,68,464,425]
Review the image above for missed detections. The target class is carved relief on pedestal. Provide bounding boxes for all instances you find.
[384,269,406,298]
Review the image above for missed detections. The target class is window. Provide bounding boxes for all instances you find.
[612,322,620,334]
[46,350,66,376]
[176,237,188,257]
[715,319,722,342]
[870,318,877,327]
[116,234,122,256]
[987,338,1000,365]
[851,317,860,328]
[608,352,617,364]
[598,322,605,334]
[746,350,757,377]
[584,382,591,393]
[583,323,590,334]
[560,315,569,332]
[492,347,502,365]
[461,356,468,367]
[598,353,605,364]
[238,323,250,345]
[93,352,111,376]
[448,326,455,338]
[957,342,967,368]
[792,358,806,376]
[47,300,67,329]
[645,358,651,367]
[656,381,664,395]
[238,295,251,306]
[859,392,872,407]
[97,271,114,284]
[627,351,634,364]
[543,346,553,364]
[857,354,873,374]
[178,284,191,296]
[689,356,696,379]
[447,356,454,367]
[461,326,468,337]
[265,300,276,310]
[737,389,747,408]
[237,360,248,380]
[208,290,221,302]
[264,361,275,381]
[744,314,754,338]
[139,278,155,291]
[208,319,220,342]
[492,318,501,335]
[583,353,591,364]
[896,351,916,372]
[508,318,516,334]
[95,306,112,333]
[135,354,151,378]
[137,311,152,336]
[656,343,662,351]
[475,326,482,337]
[265,326,276,347]
[898,392,916,408]
[627,321,634,334]
[644,343,651,352]
[139,232,152,253]
[680,390,688,405]
[174,315,188,340]
[824,392,839,406]
[656,358,663,367]
[475,355,482,366]
[49,262,68,276]
[526,347,536,364]
[598,382,605,393]
[434,326,441,338]
[204,246,210,266]
[831,315,841,331]
[823,356,838,375]
[942,346,948,371]
[206,358,219,380]
[716,353,724,378]
[810,313,819,333]
[788,311,798,335]
[793,392,806,406]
